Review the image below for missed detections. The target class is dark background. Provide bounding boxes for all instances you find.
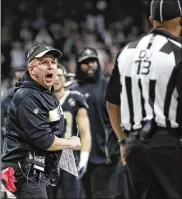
[1,0,152,96]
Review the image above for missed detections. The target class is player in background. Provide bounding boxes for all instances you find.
[75,47,121,199]
[49,64,92,199]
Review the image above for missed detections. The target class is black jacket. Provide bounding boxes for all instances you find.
[75,59,120,164]
[1,88,14,151]
[2,71,64,166]
[1,89,14,124]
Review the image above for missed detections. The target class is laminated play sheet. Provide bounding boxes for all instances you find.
[58,148,78,177]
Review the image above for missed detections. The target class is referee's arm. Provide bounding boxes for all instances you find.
[176,61,182,102]
[106,62,126,142]
[176,61,182,140]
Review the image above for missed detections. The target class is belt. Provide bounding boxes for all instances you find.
[1,162,26,172]
[128,126,180,138]
[156,126,180,138]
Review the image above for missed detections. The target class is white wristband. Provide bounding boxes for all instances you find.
[79,151,90,168]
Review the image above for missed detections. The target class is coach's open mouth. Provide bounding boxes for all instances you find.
[46,73,53,81]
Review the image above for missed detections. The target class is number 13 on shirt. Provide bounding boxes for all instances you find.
[135,50,152,75]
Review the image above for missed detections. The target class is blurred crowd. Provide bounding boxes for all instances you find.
[1,0,151,97]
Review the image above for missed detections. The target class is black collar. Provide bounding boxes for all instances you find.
[22,71,54,93]
[149,28,180,42]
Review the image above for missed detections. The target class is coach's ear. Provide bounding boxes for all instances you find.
[28,65,35,76]
[149,16,154,27]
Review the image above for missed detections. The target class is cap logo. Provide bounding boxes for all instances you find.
[33,108,39,114]
[27,45,39,58]
[85,49,92,55]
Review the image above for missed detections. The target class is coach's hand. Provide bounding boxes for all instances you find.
[120,144,126,165]
[67,136,81,150]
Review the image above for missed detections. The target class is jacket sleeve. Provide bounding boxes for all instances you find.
[18,95,55,150]
[75,92,89,110]
[1,91,14,127]
[106,60,122,105]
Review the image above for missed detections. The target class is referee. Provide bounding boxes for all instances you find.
[106,0,182,199]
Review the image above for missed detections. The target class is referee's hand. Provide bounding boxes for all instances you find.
[120,144,126,165]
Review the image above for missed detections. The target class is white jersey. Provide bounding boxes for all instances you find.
[106,29,181,131]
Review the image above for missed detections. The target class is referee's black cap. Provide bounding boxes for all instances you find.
[150,0,182,22]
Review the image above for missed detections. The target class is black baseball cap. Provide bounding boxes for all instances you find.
[150,0,182,22]
[78,47,98,63]
[27,44,62,64]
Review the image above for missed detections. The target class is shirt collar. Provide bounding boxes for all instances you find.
[149,28,180,42]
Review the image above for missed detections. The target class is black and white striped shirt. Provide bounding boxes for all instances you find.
[106,29,182,131]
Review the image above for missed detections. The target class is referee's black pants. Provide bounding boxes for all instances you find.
[82,160,121,199]
[125,128,182,199]
[48,170,86,199]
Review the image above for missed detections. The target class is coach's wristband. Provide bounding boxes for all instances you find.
[118,139,126,145]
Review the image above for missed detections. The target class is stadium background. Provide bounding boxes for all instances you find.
[1,0,151,96]
[1,0,152,198]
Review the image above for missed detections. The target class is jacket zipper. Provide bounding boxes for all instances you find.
[52,93,64,133]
